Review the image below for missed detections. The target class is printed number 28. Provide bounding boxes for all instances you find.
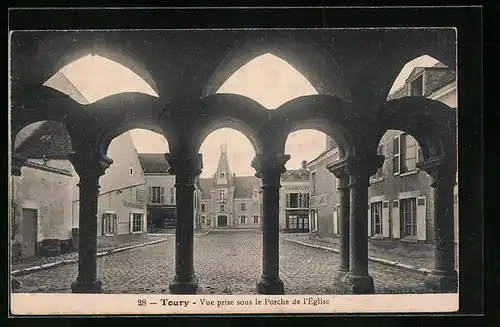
[138,299,147,306]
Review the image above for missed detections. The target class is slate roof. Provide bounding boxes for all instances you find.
[234,176,260,198]
[281,169,311,183]
[200,178,214,199]
[14,120,73,159]
[387,62,456,101]
[137,153,170,174]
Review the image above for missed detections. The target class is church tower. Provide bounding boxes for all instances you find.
[214,143,233,186]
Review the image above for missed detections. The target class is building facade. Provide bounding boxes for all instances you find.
[138,153,202,232]
[308,63,457,244]
[199,146,262,229]
[73,132,148,244]
[279,161,312,233]
[11,121,76,257]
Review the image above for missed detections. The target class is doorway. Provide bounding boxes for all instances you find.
[21,208,38,257]
[217,215,228,228]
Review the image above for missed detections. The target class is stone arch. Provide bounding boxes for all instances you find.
[43,33,159,96]
[202,34,352,102]
[376,97,456,161]
[271,95,356,157]
[98,119,173,157]
[192,93,268,154]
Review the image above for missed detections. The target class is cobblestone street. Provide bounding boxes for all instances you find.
[13,231,431,295]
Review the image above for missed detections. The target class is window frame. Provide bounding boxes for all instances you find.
[201,203,205,212]
[371,202,383,236]
[240,203,246,212]
[102,212,117,236]
[131,213,143,233]
[240,215,247,224]
[219,204,225,212]
[253,215,259,224]
[401,198,418,238]
[393,135,401,175]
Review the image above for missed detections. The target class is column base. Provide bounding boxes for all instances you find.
[71,279,103,293]
[345,274,375,294]
[256,275,285,295]
[169,274,199,294]
[424,270,458,293]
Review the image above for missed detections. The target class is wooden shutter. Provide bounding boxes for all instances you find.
[333,209,338,235]
[367,203,372,237]
[160,187,165,203]
[392,200,400,238]
[416,197,427,241]
[382,201,390,238]
[393,135,400,175]
[286,194,290,208]
[148,187,152,202]
[129,213,133,233]
[101,213,106,235]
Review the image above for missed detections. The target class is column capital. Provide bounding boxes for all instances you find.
[416,155,456,188]
[328,155,385,188]
[164,153,203,177]
[251,154,291,178]
[69,150,113,178]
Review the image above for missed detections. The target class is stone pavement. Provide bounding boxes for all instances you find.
[284,233,459,271]
[12,231,435,295]
[11,234,171,272]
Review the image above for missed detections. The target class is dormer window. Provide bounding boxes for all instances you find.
[409,74,424,96]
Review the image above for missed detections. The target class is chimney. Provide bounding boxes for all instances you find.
[301,160,307,169]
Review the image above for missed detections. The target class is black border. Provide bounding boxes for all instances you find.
[6,6,483,319]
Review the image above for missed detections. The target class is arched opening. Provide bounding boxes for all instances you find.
[198,128,260,232]
[11,120,76,262]
[43,54,159,105]
[370,128,458,292]
[387,55,456,107]
[216,53,318,109]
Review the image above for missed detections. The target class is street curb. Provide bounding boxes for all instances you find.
[11,238,169,278]
[283,239,431,276]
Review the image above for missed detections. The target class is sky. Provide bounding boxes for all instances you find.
[42,50,439,178]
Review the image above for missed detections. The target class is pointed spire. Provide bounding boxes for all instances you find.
[215,140,232,183]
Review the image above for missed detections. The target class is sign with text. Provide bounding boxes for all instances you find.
[310,194,329,207]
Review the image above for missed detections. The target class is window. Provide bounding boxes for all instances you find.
[219,204,225,212]
[207,218,211,225]
[201,216,206,224]
[170,187,175,204]
[286,193,310,208]
[201,203,205,212]
[240,216,247,224]
[40,134,52,141]
[373,144,385,179]
[410,75,424,96]
[401,198,417,237]
[149,186,164,203]
[102,213,117,235]
[311,172,316,194]
[131,213,143,232]
[136,189,145,202]
[393,135,401,175]
[129,167,134,176]
[371,202,383,235]
[253,190,258,198]
[219,189,226,200]
[240,203,246,211]
[253,215,259,224]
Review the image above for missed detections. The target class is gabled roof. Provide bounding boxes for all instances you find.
[200,178,213,199]
[388,62,456,101]
[14,121,73,160]
[137,153,170,174]
[281,169,310,183]
[234,176,260,198]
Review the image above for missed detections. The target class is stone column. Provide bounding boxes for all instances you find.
[344,155,384,294]
[69,150,112,293]
[252,153,290,295]
[418,156,458,292]
[10,152,24,290]
[165,153,203,294]
[327,159,350,278]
